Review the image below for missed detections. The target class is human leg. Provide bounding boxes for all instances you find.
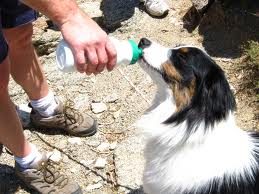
[0,39,82,194]
[0,53,83,194]
[3,23,59,118]
[0,56,32,158]
[0,25,42,164]
[3,23,49,100]
[3,23,97,136]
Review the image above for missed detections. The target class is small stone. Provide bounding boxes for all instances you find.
[103,93,119,103]
[87,139,101,147]
[96,143,110,152]
[48,149,62,162]
[192,0,209,11]
[86,183,103,191]
[93,176,103,183]
[94,158,107,169]
[80,159,94,166]
[237,74,243,79]
[68,137,82,145]
[58,139,67,149]
[62,155,69,163]
[91,102,107,114]
[70,167,78,173]
[109,142,118,150]
[113,109,121,119]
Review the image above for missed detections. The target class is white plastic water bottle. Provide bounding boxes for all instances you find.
[56,37,143,73]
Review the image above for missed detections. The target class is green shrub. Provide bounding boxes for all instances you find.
[244,41,259,67]
[242,41,259,100]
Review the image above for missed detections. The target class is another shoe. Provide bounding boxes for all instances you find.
[15,154,82,194]
[145,0,169,17]
[30,99,97,137]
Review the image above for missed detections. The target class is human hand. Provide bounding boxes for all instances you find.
[59,10,117,74]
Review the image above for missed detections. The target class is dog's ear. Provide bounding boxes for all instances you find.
[194,62,236,123]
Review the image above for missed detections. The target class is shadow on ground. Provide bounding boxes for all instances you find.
[100,0,141,31]
[183,1,259,58]
[0,164,34,194]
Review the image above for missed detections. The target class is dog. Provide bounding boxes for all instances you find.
[137,38,259,194]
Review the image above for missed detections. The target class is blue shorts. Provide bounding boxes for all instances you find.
[0,0,37,63]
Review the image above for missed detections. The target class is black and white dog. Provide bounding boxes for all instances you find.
[137,38,259,194]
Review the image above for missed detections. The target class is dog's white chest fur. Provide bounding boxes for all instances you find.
[137,91,256,194]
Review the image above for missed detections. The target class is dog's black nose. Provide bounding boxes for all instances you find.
[138,38,151,49]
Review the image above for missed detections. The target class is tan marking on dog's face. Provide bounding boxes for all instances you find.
[179,47,189,54]
[163,62,196,111]
[170,79,196,111]
[162,62,182,82]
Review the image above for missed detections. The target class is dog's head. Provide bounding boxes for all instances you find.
[138,38,236,131]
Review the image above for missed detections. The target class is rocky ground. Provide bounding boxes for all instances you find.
[0,0,258,193]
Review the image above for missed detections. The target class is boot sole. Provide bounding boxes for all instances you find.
[31,120,98,137]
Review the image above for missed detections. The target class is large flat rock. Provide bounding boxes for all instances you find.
[115,130,145,193]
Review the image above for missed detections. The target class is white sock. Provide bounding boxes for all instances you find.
[14,144,42,170]
[30,91,58,117]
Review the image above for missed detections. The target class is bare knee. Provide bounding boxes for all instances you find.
[3,23,33,50]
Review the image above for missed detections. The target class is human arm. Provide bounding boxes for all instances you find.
[22,0,117,74]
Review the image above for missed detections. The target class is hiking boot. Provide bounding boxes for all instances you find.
[30,99,97,137]
[15,154,82,194]
[144,0,169,17]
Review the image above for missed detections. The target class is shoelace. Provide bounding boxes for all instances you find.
[38,158,69,189]
[63,100,84,126]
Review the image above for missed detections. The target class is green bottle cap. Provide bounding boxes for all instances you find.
[128,40,143,64]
